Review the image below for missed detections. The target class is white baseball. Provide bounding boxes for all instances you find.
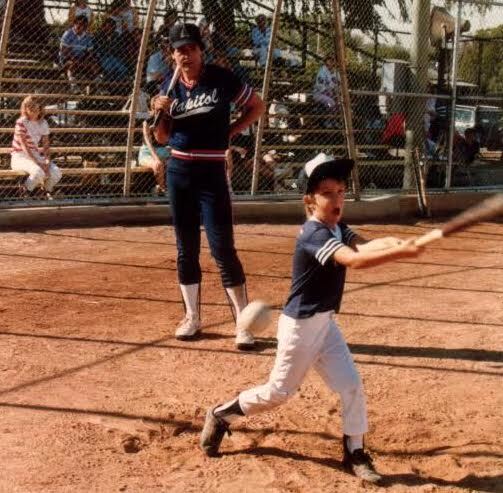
[237,300,272,335]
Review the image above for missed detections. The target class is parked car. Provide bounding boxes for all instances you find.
[455,104,503,150]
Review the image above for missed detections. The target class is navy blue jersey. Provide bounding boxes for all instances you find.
[160,64,253,161]
[283,220,357,319]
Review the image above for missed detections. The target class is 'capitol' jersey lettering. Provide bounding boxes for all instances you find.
[171,89,219,118]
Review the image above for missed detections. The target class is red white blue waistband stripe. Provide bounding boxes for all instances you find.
[171,149,227,161]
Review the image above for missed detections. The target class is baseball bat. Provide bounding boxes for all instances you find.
[414,193,503,247]
[413,146,430,218]
[151,65,181,128]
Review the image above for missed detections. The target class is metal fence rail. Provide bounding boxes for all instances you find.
[0,0,501,208]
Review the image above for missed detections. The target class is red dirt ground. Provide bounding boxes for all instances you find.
[0,221,502,492]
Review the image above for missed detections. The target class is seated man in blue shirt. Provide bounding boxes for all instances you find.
[251,14,281,67]
[250,15,301,68]
[146,36,171,84]
[94,17,129,80]
[59,15,100,80]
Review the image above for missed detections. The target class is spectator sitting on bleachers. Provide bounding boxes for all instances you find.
[454,127,480,165]
[124,27,143,75]
[59,15,100,82]
[313,55,341,112]
[94,17,129,80]
[251,14,285,67]
[268,99,289,130]
[363,104,385,155]
[68,0,93,29]
[146,36,172,84]
[10,96,62,199]
[108,0,138,35]
[227,140,275,193]
[381,112,406,152]
[156,9,178,44]
[212,36,249,84]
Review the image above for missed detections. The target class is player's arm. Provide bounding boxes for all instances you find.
[344,227,404,253]
[151,96,173,145]
[142,120,157,156]
[333,240,422,269]
[41,135,51,163]
[229,92,265,139]
[142,120,163,167]
[60,45,73,63]
[16,129,44,167]
[353,235,406,253]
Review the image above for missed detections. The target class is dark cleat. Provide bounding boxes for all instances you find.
[343,435,382,484]
[200,406,232,457]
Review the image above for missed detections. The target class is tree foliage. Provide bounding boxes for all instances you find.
[458,25,503,94]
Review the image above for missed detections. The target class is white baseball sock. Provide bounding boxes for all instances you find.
[180,283,200,320]
[225,284,248,320]
[347,434,364,453]
[214,398,244,423]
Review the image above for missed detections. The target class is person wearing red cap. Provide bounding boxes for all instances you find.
[152,23,265,349]
[200,153,424,483]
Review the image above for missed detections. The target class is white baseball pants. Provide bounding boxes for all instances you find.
[238,311,368,436]
[11,154,62,192]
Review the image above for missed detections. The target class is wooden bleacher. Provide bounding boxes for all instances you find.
[6,2,494,199]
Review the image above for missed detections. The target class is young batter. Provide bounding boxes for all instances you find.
[200,153,423,483]
[153,23,265,349]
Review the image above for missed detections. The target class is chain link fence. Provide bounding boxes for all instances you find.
[0,0,502,208]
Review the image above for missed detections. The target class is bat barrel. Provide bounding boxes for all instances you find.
[414,228,443,246]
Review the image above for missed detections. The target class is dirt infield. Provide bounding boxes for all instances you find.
[1,221,502,492]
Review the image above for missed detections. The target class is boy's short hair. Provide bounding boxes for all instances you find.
[304,153,353,194]
[103,17,117,28]
[74,14,89,25]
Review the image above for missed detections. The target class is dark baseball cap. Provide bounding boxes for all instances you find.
[169,23,204,50]
[304,153,354,194]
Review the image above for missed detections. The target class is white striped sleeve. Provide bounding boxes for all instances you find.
[14,121,27,136]
[315,237,345,265]
[232,84,253,108]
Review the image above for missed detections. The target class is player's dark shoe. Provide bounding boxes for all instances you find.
[342,435,382,484]
[200,406,232,457]
[175,316,201,340]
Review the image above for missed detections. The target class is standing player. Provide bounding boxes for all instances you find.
[200,154,424,483]
[152,23,265,349]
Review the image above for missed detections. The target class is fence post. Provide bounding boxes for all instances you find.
[407,0,430,191]
[123,0,158,197]
[0,0,16,93]
[331,0,360,200]
[251,0,282,195]
[445,0,463,190]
